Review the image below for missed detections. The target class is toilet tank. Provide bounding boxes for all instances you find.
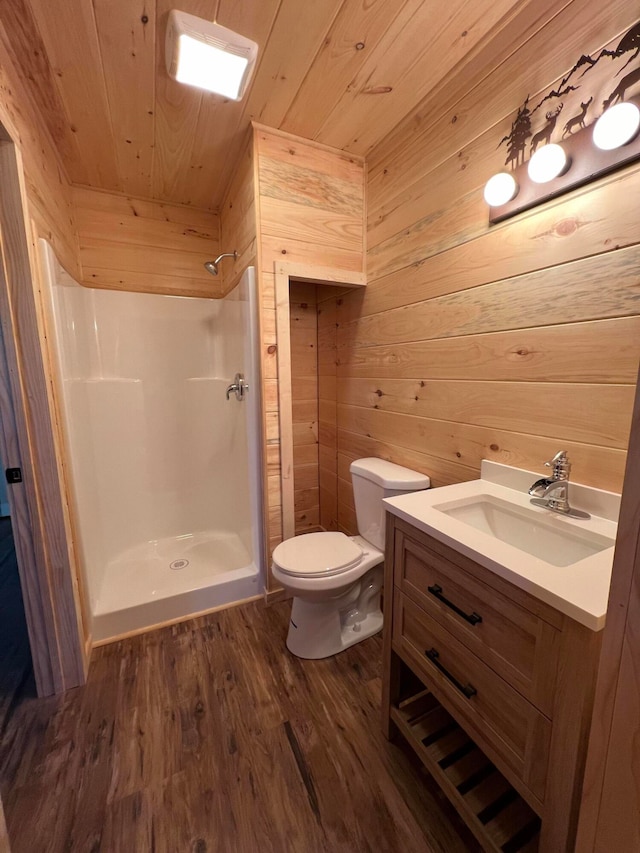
[350,458,430,551]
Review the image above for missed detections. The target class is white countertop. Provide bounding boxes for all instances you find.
[383,461,619,631]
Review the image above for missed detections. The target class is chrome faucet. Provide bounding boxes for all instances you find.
[528,451,590,518]
[226,372,248,401]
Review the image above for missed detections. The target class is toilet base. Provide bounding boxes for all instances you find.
[284,566,383,659]
[286,607,382,659]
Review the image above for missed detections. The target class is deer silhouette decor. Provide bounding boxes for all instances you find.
[602,66,640,111]
[562,98,593,137]
[530,103,564,153]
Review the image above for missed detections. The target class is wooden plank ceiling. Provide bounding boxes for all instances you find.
[16,0,532,210]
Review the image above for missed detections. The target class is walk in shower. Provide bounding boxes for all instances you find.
[40,241,264,642]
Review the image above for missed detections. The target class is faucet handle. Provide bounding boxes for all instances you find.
[544,450,567,467]
[544,450,570,478]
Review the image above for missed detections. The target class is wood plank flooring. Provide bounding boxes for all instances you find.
[0,516,32,734]
[0,599,477,852]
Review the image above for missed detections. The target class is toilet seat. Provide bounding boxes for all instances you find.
[272,532,363,578]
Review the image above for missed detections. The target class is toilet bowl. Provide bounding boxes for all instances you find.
[272,457,430,659]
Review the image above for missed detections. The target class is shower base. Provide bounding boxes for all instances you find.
[92,530,261,642]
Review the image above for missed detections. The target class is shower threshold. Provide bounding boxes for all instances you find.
[92,529,261,642]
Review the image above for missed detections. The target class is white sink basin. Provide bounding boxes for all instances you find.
[383,460,620,631]
[433,494,615,568]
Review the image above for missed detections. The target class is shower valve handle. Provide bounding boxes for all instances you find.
[226,373,248,401]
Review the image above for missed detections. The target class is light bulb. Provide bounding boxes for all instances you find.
[593,102,640,150]
[176,34,249,99]
[483,172,518,206]
[166,11,258,101]
[527,143,568,183]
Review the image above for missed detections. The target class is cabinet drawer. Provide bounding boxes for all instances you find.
[394,528,560,716]
[393,593,551,803]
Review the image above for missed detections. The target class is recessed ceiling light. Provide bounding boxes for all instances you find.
[593,102,640,150]
[527,143,569,183]
[483,172,518,206]
[165,10,258,101]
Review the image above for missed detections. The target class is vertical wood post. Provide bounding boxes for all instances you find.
[576,367,640,850]
[0,136,87,693]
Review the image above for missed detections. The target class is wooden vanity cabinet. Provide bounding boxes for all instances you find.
[382,515,602,853]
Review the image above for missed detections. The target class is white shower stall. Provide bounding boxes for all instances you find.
[40,241,264,642]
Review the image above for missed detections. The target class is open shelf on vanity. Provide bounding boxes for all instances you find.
[392,687,540,852]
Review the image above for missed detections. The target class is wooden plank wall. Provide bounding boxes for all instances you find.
[289,282,320,534]
[219,130,258,298]
[252,125,365,569]
[318,288,339,532]
[330,6,640,532]
[73,187,222,298]
[0,12,79,279]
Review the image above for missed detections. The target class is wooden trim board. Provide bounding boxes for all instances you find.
[576,364,640,849]
[0,133,87,695]
[265,586,288,605]
[275,261,365,540]
[0,790,10,853]
[0,301,59,694]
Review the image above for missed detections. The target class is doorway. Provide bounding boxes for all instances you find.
[274,261,365,543]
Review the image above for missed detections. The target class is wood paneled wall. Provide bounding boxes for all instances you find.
[331,5,640,532]
[219,129,258,298]
[252,125,365,567]
[73,187,222,298]
[318,288,339,532]
[0,11,79,278]
[289,283,320,534]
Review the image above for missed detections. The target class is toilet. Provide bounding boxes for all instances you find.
[272,457,430,659]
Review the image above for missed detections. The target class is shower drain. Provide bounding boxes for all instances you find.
[170,559,189,570]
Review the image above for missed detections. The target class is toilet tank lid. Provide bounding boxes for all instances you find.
[349,457,430,490]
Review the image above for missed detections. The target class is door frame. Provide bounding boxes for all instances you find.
[0,126,87,695]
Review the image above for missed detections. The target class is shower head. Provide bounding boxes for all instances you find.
[204,251,238,276]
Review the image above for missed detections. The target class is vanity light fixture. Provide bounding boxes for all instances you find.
[593,102,640,150]
[527,143,569,183]
[483,172,518,206]
[486,94,640,223]
[165,10,258,100]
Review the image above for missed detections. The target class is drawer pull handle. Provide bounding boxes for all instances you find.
[425,648,477,699]
[427,584,483,626]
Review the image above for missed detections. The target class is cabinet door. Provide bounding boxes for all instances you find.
[394,593,552,805]
[395,527,560,716]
